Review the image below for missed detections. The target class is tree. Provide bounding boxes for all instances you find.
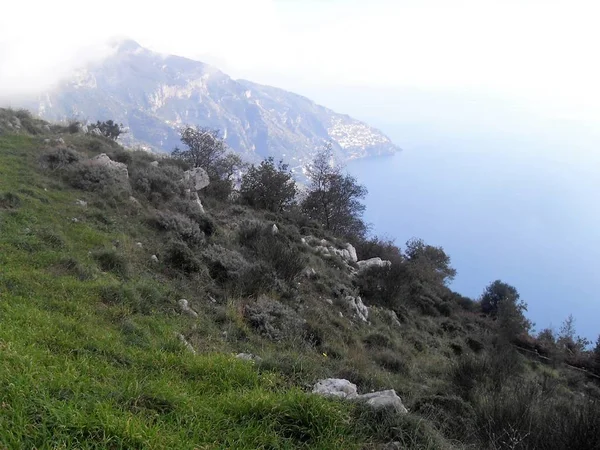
[91,120,126,140]
[240,157,297,212]
[594,335,600,361]
[480,280,520,317]
[557,314,590,354]
[480,280,531,338]
[301,144,368,238]
[173,126,227,175]
[404,238,456,285]
[173,125,245,201]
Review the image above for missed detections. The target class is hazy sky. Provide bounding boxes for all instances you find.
[1,0,599,120]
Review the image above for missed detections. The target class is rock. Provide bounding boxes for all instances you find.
[345,296,369,322]
[357,257,392,272]
[182,167,210,191]
[90,128,103,136]
[177,333,196,354]
[178,299,198,318]
[150,255,159,263]
[236,353,262,362]
[192,191,205,213]
[339,311,344,318]
[313,379,408,415]
[380,308,402,328]
[356,390,408,414]
[135,242,143,248]
[43,124,51,132]
[75,199,87,207]
[71,217,79,223]
[150,161,159,167]
[11,117,21,129]
[271,224,279,235]
[55,137,66,146]
[43,138,51,144]
[345,243,358,263]
[381,442,402,450]
[301,238,307,245]
[129,196,141,206]
[304,267,317,279]
[85,153,129,179]
[312,378,358,399]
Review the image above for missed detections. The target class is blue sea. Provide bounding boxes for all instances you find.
[345,108,600,342]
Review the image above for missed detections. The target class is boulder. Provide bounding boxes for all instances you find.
[85,153,129,179]
[357,257,392,272]
[345,296,369,322]
[182,167,210,191]
[150,161,159,167]
[312,380,408,414]
[178,299,198,318]
[356,390,408,414]
[75,199,87,207]
[271,224,279,235]
[312,378,358,399]
[150,255,159,263]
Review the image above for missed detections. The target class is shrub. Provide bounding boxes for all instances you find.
[65,163,128,197]
[244,296,306,341]
[413,395,476,441]
[169,198,216,236]
[164,241,202,274]
[238,221,307,283]
[131,165,183,203]
[149,210,204,246]
[92,249,130,278]
[39,147,81,170]
[362,332,394,349]
[240,157,297,212]
[202,244,250,283]
[373,349,411,375]
[0,192,22,209]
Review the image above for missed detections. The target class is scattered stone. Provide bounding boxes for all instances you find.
[345,243,358,263]
[271,224,279,235]
[178,299,199,318]
[75,199,87,207]
[90,128,103,136]
[339,311,344,318]
[381,308,402,328]
[43,124,51,132]
[381,442,402,450]
[150,161,159,167]
[304,267,317,278]
[312,378,358,399]
[84,153,129,179]
[177,333,196,354]
[71,218,79,223]
[135,242,143,248]
[129,196,141,206]
[301,238,307,245]
[235,353,263,362]
[182,167,210,191]
[324,298,334,305]
[150,255,159,263]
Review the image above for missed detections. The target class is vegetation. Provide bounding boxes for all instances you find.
[240,157,297,212]
[1,108,599,449]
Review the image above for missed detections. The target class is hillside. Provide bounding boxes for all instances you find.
[21,40,399,170]
[0,108,599,449]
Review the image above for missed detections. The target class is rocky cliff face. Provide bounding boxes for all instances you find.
[27,40,399,170]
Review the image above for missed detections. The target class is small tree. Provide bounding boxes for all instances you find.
[594,335,600,362]
[173,125,245,200]
[173,126,227,174]
[481,280,520,317]
[92,120,126,140]
[301,144,368,238]
[404,238,457,286]
[240,157,297,212]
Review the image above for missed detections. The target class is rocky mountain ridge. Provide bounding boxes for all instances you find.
[25,40,400,171]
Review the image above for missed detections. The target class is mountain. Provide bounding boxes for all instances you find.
[27,39,399,168]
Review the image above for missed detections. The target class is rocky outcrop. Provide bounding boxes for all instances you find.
[344,296,369,322]
[305,236,358,264]
[312,378,408,414]
[357,257,392,272]
[84,153,129,180]
[182,167,210,191]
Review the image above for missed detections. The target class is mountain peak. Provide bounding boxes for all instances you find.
[27,42,400,167]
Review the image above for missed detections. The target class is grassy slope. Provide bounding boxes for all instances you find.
[0,134,365,449]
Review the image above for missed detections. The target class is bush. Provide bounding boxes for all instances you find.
[373,349,411,375]
[65,163,128,197]
[202,244,250,284]
[92,249,130,279]
[244,296,306,341]
[39,147,81,171]
[168,198,216,236]
[413,395,476,442]
[131,165,183,203]
[240,157,297,212]
[0,192,22,209]
[164,241,202,274]
[149,210,204,246]
[238,221,307,283]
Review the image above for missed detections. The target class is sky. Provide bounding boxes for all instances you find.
[1,0,600,121]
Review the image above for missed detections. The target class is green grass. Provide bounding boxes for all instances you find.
[0,134,367,449]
